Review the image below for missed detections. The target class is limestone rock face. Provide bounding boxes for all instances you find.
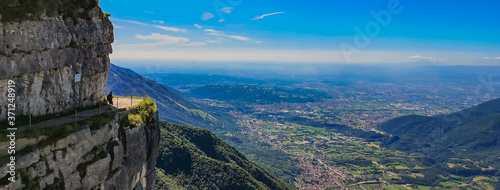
[0,3,159,190]
[0,111,160,190]
[0,5,114,120]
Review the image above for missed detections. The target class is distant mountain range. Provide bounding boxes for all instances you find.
[380,98,500,175]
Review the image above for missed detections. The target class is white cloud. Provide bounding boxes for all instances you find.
[203,29,252,41]
[112,48,347,63]
[180,42,207,47]
[154,25,187,33]
[201,12,215,21]
[251,12,285,20]
[122,20,148,26]
[206,37,224,44]
[135,33,206,47]
[218,19,225,23]
[220,7,234,14]
[204,29,224,36]
[153,20,164,24]
[408,55,448,62]
[484,57,500,60]
[114,25,123,29]
[255,41,263,44]
[144,11,155,14]
[136,33,190,44]
[227,35,251,41]
[194,24,203,29]
[114,19,187,33]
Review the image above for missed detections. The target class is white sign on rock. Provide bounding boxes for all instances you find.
[75,74,82,82]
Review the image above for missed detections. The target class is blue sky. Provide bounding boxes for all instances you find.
[100,0,500,65]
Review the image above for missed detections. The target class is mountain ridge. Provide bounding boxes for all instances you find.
[107,64,218,128]
[380,98,500,175]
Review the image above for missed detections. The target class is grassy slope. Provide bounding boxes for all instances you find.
[156,121,295,190]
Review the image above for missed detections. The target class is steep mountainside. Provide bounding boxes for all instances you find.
[380,98,500,174]
[107,64,219,128]
[155,121,294,190]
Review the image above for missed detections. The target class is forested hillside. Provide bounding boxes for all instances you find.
[380,98,500,176]
[155,121,295,190]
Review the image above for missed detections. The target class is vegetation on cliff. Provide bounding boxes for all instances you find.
[121,97,158,128]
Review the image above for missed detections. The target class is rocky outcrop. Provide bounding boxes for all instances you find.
[0,4,114,120]
[0,110,160,190]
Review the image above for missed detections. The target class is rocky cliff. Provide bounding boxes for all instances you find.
[0,1,114,120]
[0,1,160,189]
[0,108,160,189]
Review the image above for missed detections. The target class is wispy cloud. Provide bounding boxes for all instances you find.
[111,48,348,63]
[201,12,215,21]
[135,33,206,46]
[194,24,203,29]
[220,7,234,14]
[136,33,189,44]
[206,37,224,44]
[484,57,500,60]
[122,20,148,26]
[114,18,187,33]
[251,12,285,20]
[154,25,187,33]
[227,35,251,41]
[181,42,207,47]
[143,11,155,14]
[408,55,448,62]
[204,29,224,36]
[152,20,164,24]
[204,29,252,41]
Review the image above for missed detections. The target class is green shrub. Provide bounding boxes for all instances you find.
[128,114,143,127]
[103,13,111,19]
[121,98,157,128]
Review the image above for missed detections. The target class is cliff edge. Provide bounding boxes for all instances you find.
[0,100,160,189]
